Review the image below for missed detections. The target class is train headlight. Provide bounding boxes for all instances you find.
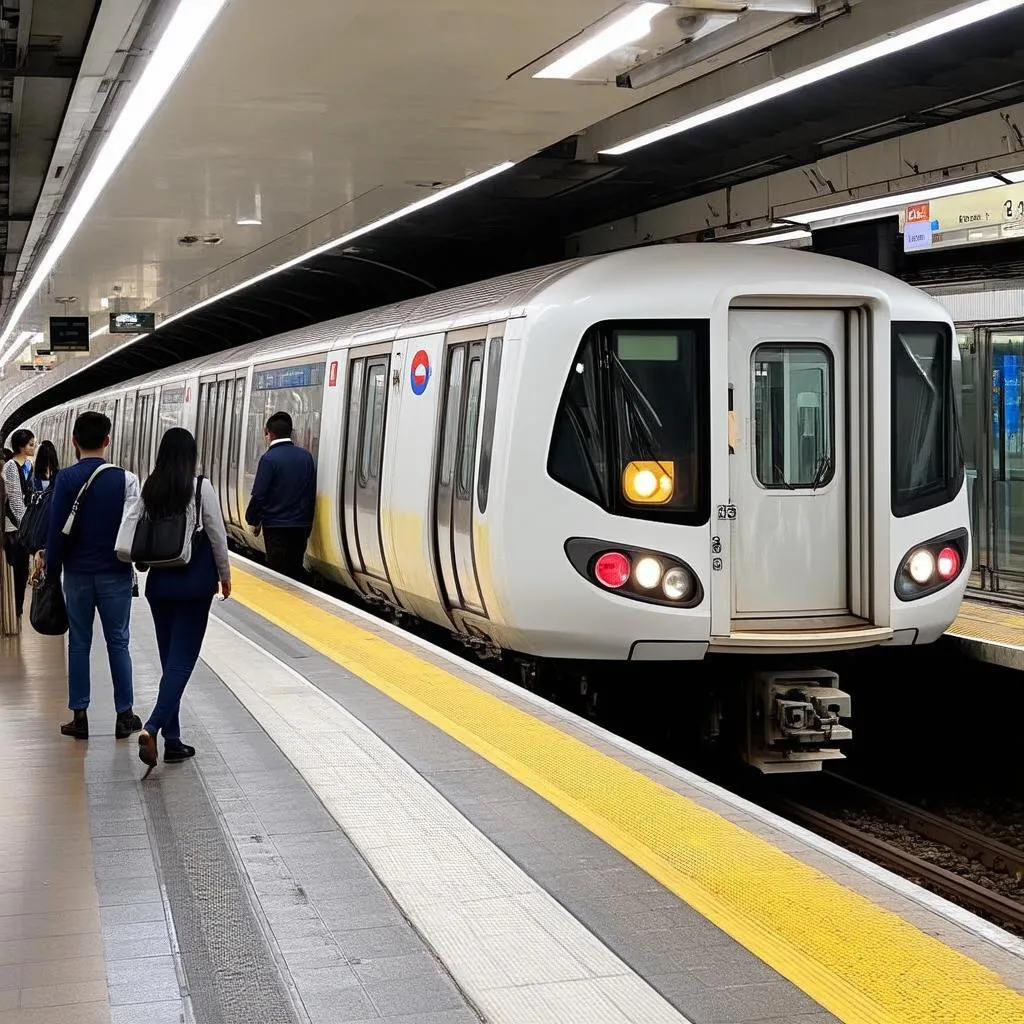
[566,539,704,608]
[622,461,674,504]
[634,557,662,589]
[663,567,694,602]
[895,530,968,601]
[907,549,935,584]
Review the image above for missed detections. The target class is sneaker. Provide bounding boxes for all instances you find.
[164,741,196,763]
[114,710,143,739]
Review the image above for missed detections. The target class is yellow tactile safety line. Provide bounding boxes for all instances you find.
[230,568,1024,1024]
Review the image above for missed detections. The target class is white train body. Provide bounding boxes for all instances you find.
[27,245,970,664]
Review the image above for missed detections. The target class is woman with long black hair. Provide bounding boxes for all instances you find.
[132,427,231,771]
[31,440,60,490]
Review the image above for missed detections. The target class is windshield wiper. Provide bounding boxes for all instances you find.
[811,453,832,491]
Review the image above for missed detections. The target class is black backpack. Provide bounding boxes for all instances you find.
[17,486,52,553]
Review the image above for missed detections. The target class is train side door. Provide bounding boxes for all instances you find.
[434,335,487,616]
[341,345,392,591]
[728,309,849,624]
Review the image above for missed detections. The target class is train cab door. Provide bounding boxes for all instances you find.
[728,309,853,626]
[433,333,488,618]
[341,345,393,595]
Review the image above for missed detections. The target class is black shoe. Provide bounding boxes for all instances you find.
[164,741,196,763]
[115,710,143,739]
[60,710,88,739]
[138,731,158,779]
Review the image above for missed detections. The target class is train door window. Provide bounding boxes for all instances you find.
[439,347,465,488]
[476,337,503,512]
[219,380,235,524]
[196,383,212,473]
[753,344,834,489]
[457,352,484,499]
[358,360,387,485]
[121,394,137,473]
[228,376,245,525]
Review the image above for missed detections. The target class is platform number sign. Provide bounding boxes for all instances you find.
[717,504,736,520]
[1006,199,1024,221]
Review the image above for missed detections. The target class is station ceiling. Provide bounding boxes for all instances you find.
[4,0,1024,436]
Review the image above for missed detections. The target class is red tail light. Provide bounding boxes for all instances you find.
[936,546,960,580]
[594,552,630,589]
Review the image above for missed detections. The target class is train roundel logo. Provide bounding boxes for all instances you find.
[410,349,431,395]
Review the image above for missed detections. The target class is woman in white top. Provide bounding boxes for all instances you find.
[2,428,35,619]
[132,427,231,775]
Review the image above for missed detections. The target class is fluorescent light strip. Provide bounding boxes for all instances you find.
[786,176,1002,225]
[158,161,516,330]
[737,229,811,244]
[535,3,667,80]
[1004,169,1024,183]
[0,0,229,371]
[601,0,1024,155]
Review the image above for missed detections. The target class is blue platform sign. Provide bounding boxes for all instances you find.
[1003,354,1020,438]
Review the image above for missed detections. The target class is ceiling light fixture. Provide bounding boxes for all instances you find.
[736,228,811,245]
[1004,169,1024,182]
[785,176,1003,226]
[158,161,516,330]
[601,0,1024,155]
[0,0,230,371]
[534,2,667,80]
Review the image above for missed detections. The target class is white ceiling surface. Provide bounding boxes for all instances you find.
[22,0,688,341]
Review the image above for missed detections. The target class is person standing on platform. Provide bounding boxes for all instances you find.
[244,411,316,580]
[43,411,143,740]
[32,440,60,491]
[133,428,231,774]
[2,429,35,623]
[0,450,17,636]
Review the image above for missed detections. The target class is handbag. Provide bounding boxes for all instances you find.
[29,572,68,636]
[121,477,204,569]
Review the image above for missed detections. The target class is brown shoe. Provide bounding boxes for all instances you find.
[60,710,88,739]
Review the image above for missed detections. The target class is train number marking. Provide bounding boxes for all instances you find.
[712,558,724,571]
[711,536,722,554]
[716,504,736,520]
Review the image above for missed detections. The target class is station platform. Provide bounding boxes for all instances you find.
[947,598,1024,671]
[2,561,1024,1024]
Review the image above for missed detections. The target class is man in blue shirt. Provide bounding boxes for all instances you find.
[244,411,316,580]
[44,410,143,740]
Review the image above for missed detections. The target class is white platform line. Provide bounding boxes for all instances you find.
[202,616,694,1024]
[229,560,1024,960]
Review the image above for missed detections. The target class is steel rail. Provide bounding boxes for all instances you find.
[776,799,1024,932]
[824,773,1024,882]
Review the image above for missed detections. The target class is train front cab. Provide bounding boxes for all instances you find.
[544,292,969,772]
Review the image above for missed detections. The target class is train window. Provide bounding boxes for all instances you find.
[359,360,387,485]
[548,321,710,524]
[476,337,503,512]
[457,351,483,500]
[752,344,834,490]
[440,347,466,488]
[892,322,965,517]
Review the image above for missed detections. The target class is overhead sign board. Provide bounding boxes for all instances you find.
[902,182,1024,254]
[109,311,155,333]
[48,316,90,352]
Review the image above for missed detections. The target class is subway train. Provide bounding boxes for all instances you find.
[23,245,971,770]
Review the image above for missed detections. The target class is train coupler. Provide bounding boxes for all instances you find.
[743,668,852,774]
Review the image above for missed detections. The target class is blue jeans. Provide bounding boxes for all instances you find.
[64,571,134,713]
[146,597,213,742]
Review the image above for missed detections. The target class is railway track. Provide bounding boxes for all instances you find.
[774,775,1024,933]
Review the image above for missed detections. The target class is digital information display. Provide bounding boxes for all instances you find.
[253,362,326,391]
[160,387,185,406]
[49,316,90,352]
[109,311,156,333]
[615,332,680,362]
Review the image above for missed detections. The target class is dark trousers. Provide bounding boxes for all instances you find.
[3,534,29,618]
[263,526,309,580]
[146,596,213,742]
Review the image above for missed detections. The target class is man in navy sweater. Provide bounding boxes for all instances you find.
[44,411,143,740]
[245,411,316,580]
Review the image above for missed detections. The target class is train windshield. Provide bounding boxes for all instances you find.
[547,321,710,525]
[891,322,965,517]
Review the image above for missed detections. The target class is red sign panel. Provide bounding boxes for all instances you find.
[328,361,338,387]
[905,202,931,224]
